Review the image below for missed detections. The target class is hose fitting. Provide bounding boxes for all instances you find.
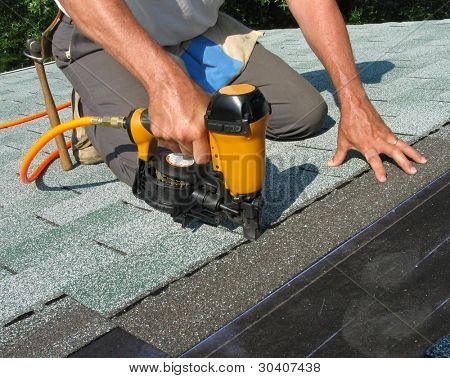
[90,116,126,129]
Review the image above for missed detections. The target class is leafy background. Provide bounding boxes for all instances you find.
[0,0,448,73]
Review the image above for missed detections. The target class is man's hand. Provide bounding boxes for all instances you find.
[147,72,211,164]
[328,100,427,182]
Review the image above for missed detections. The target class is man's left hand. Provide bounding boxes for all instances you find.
[328,100,427,182]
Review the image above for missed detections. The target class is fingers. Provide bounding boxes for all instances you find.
[364,148,387,182]
[396,140,427,164]
[367,137,427,181]
[327,144,349,167]
[179,144,193,158]
[160,139,209,164]
[380,141,417,175]
[192,136,211,165]
[159,141,181,153]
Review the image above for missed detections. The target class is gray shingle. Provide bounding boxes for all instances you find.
[294,126,339,150]
[0,203,141,272]
[266,140,368,179]
[263,165,343,225]
[390,102,449,135]
[0,214,55,254]
[65,227,243,317]
[0,297,112,358]
[0,240,124,326]
[35,182,125,225]
[0,268,12,281]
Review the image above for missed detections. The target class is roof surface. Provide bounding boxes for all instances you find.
[0,20,449,356]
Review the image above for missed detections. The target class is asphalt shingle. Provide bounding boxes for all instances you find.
[0,297,112,358]
[65,219,243,316]
[0,239,124,326]
[0,267,12,281]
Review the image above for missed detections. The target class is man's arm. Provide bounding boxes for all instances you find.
[59,0,210,163]
[287,0,426,182]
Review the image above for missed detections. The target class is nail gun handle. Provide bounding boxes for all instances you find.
[125,108,157,162]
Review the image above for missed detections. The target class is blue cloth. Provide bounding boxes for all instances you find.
[181,35,243,93]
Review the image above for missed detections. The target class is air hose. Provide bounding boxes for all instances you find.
[0,101,72,129]
[19,116,125,184]
[0,102,126,184]
[0,101,73,182]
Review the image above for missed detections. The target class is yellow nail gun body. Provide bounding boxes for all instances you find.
[126,84,271,240]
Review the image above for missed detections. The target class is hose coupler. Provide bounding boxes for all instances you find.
[90,116,126,129]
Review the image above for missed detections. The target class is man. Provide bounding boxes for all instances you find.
[52,0,426,187]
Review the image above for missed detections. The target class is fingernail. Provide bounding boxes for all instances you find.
[421,157,427,163]
[410,167,417,174]
[327,160,333,167]
[380,175,387,183]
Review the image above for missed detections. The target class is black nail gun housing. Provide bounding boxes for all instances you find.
[133,149,263,240]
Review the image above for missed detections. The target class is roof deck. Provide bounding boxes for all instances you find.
[0,20,449,357]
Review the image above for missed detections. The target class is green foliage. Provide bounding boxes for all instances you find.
[221,0,295,29]
[0,0,448,72]
[0,0,57,73]
[346,0,449,24]
[222,0,449,29]
[348,8,364,24]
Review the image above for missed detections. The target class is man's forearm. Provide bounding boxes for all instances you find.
[59,0,189,97]
[287,0,367,109]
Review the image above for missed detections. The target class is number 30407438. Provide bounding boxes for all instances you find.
[258,362,321,373]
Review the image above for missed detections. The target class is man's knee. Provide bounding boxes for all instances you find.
[267,95,328,140]
[298,98,328,138]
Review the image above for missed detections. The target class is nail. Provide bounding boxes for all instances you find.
[327,160,333,167]
[410,167,417,174]
[421,157,427,163]
[379,175,387,183]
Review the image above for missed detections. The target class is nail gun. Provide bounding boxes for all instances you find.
[124,84,271,240]
[19,83,271,240]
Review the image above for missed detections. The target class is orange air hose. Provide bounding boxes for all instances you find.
[23,139,73,184]
[0,101,72,129]
[20,117,92,184]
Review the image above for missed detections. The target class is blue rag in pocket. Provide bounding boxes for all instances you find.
[181,35,243,94]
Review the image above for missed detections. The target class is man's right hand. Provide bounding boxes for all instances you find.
[147,74,211,164]
[60,0,211,164]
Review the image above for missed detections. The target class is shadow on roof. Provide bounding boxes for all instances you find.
[303,60,396,106]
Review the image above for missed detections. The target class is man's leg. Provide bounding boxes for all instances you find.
[53,16,145,186]
[233,43,328,140]
[65,49,147,187]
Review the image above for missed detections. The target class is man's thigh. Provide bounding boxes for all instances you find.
[64,50,145,186]
[54,19,145,186]
[233,43,328,140]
